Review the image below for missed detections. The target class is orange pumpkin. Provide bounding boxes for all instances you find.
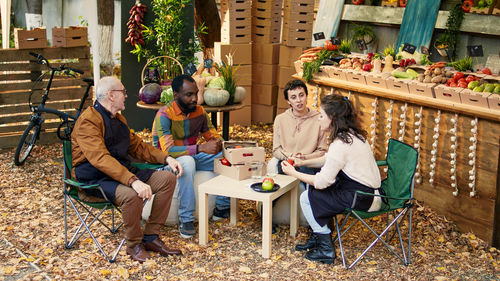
[324,40,339,51]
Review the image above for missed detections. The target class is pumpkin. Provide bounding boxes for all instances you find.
[233,86,247,103]
[324,40,339,51]
[204,88,229,106]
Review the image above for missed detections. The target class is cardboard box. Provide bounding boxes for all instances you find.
[230,105,252,126]
[221,32,252,44]
[252,104,276,124]
[214,159,266,181]
[321,66,346,81]
[52,26,88,47]
[252,43,280,64]
[252,63,278,85]
[14,28,47,49]
[365,73,387,88]
[235,65,252,85]
[487,94,500,111]
[408,81,436,98]
[214,42,252,65]
[277,87,289,108]
[434,85,462,103]
[385,77,410,94]
[221,17,252,44]
[222,141,266,164]
[277,107,288,115]
[220,0,251,11]
[284,0,315,13]
[252,84,278,105]
[277,66,296,88]
[345,70,367,85]
[279,45,304,67]
[460,90,489,108]
[252,25,281,44]
[252,0,282,11]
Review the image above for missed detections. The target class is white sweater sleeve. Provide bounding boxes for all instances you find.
[313,142,346,189]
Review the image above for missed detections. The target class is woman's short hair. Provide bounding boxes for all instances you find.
[283,79,308,100]
[320,94,367,144]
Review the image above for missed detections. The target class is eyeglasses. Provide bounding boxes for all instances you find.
[110,89,127,96]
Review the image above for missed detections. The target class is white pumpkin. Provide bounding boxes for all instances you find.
[204,88,229,106]
[233,86,247,103]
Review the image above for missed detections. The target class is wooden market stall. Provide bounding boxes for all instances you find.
[292,69,500,247]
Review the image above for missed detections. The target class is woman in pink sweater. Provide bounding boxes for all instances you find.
[281,94,381,264]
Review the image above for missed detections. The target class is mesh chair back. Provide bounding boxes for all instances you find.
[382,139,418,209]
[63,140,73,178]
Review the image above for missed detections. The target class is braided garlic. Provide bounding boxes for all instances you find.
[414,107,423,184]
[468,117,478,197]
[450,114,459,196]
[429,110,441,186]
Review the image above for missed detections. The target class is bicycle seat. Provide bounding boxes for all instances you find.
[83,78,94,85]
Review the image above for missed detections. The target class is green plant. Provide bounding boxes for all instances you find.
[131,0,207,75]
[338,39,352,54]
[383,45,396,58]
[302,50,335,82]
[351,23,376,45]
[213,54,240,104]
[448,56,473,71]
[438,4,464,61]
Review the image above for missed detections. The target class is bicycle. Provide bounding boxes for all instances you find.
[13,52,94,166]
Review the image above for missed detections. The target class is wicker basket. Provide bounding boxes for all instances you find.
[141,55,184,86]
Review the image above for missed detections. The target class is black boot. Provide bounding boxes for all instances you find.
[305,233,336,264]
[295,233,318,251]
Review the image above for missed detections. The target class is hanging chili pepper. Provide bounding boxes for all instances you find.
[125,2,147,46]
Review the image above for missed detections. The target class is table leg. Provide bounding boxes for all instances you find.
[290,182,299,237]
[210,112,217,129]
[199,191,209,245]
[230,197,238,226]
[222,111,230,140]
[262,198,272,258]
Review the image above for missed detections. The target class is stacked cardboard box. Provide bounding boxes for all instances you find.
[214,42,253,126]
[251,0,282,44]
[282,0,314,48]
[220,0,252,44]
[277,45,304,115]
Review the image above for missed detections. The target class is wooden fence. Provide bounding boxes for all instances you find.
[0,46,92,149]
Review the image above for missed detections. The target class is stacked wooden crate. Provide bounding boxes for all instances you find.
[276,45,304,115]
[220,0,252,44]
[252,0,282,44]
[282,0,314,48]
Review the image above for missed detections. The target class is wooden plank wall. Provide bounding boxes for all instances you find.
[307,82,500,245]
[0,46,92,149]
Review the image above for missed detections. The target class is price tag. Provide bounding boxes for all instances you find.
[184,62,197,76]
[313,32,325,41]
[467,45,483,57]
[355,39,366,51]
[402,43,416,54]
[420,46,430,55]
[330,37,341,45]
[204,59,213,69]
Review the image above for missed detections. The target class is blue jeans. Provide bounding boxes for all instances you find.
[300,190,331,234]
[160,151,230,223]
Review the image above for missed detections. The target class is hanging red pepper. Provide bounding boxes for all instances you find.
[462,0,473,13]
[125,2,147,46]
[399,0,407,7]
[352,0,364,5]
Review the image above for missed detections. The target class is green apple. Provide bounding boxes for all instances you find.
[262,177,274,190]
[494,85,500,94]
[468,81,479,90]
[484,84,495,93]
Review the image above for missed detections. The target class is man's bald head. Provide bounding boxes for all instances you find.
[96,76,121,102]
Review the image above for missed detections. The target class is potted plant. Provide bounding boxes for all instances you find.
[209,54,240,105]
[434,34,450,57]
[350,23,376,53]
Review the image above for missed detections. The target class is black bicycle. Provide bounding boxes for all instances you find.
[13,52,94,166]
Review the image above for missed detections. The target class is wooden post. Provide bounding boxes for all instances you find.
[1,0,11,49]
[493,138,500,248]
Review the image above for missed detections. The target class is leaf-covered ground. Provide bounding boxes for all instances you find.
[0,124,498,280]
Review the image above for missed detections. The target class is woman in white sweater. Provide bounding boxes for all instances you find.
[281,94,381,264]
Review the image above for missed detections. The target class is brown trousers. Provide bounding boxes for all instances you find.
[114,170,176,247]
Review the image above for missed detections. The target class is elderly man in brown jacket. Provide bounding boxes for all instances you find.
[71,76,183,263]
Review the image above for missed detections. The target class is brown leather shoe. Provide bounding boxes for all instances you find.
[126,243,150,263]
[144,237,182,256]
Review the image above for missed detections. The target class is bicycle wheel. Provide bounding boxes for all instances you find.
[14,121,41,166]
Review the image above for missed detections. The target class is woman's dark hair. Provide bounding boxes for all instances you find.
[172,74,195,93]
[283,79,308,100]
[320,94,367,144]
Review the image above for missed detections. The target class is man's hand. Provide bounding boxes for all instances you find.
[198,139,222,154]
[166,156,183,177]
[131,180,152,200]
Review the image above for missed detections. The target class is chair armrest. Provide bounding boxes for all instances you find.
[131,162,164,170]
[376,160,387,166]
[63,179,112,202]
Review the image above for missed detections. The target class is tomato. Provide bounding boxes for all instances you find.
[399,0,407,7]
[465,75,476,83]
[449,82,458,87]
[352,0,364,5]
[286,158,295,166]
[481,67,492,75]
[458,82,468,88]
[447,78,456,86]
[462,0,473,13]
[221,158,231,166]
[453,72,464,80]
[458,78,466,84]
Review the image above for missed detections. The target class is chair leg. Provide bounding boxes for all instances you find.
[407,207,413,265]
[334,216,346,268]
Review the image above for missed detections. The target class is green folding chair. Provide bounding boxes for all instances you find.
[334,138,418,268]
[62,140,162,262]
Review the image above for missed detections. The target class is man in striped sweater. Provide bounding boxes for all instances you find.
[152,75,230,238]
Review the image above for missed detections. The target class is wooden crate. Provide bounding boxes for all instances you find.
[283,0,315,14]
[221,17,252,44]
[381,0,398,7]
[14,28,47,49]
[220,0,251,11]
[252,0,282,12]
[0,46,92,149]
[52,26,88,47]
[470,0,496,15]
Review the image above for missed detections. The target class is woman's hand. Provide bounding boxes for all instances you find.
[166,156,183,177]
[289,156,305,167]
[280,160,296,176]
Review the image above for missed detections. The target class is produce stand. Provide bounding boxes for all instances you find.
[293,71,500,246]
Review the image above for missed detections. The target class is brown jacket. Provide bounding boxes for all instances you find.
[71,106,169,186]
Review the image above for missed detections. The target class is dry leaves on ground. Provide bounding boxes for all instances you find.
[0,124,498,280]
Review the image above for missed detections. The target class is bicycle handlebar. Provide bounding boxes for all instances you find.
[29,52,84,74]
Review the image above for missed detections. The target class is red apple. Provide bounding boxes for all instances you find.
[465,75,476,84]
[453,72,464,80]
[221,158,231,166]
[286,158,294,165]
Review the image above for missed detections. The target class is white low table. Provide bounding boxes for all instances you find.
[198,174,300,258]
